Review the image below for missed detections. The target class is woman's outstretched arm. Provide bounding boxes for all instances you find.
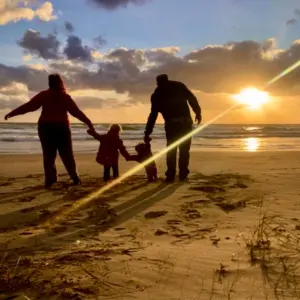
[5,92,43,120]
[66,95,94,130]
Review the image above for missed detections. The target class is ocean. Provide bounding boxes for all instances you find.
[1,123,300,154]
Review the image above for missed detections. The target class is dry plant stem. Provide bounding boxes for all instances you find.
[80,264,135,292]
[246,196,300,300]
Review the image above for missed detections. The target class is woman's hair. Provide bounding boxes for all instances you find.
[48,73,66,92]
[109,124,122,133]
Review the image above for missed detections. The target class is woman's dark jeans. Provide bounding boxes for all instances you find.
[38,123,79,186]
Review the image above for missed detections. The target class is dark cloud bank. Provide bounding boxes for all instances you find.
[2,30,300,110]
[88,0,149,10]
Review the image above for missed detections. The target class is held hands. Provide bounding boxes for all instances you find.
[144,135,152,143]
[87,128,95,135]
[87,122,95,132]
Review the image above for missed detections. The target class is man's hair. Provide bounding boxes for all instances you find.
[109,124,122,133]
[156,74,169,86]
[48,73,66,92]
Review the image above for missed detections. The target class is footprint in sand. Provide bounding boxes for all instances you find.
[19,196,35,202]
[167,220,182,225]
[185,209,201,219]
[0,181,13,187]
[2,294,28,299]
[52,226,68,233]
[155,229,168,236]
[181,194,195,199]
[210,235,221,247]
[114,227,125,231]
[190,186,226,193]
[20,207,34,213]
[217,200,246,212]
[19,231,33,236]
[144,211,168,219]
[39,209,51,216]
[25,174,42,179]
[192,199,211,205]
[230,182,248,189]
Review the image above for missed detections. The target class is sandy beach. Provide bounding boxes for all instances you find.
[1,151,300,299]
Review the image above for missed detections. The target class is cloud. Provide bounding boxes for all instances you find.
[91,50,105,60]
[27,63,47,71]
[64,36,93,62]
[0,82,29,109]
[286,8,300,25]
[0,63,48,91]
[88,0,149,10]
[18,29,61,60]
[94,35,107,48]
[287,18,297,25]
[68,39,300,98]
[0,0,56,25]
[0,82,28,96]
[65,21,75,33]
[72,96,123,109]
[3,38,300,115]
[22,54,33,62]
[35,1,56,22]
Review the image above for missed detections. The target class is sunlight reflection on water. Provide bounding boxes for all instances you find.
[243,137,260,152]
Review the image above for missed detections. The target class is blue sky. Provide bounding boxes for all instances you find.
[1,0,300,124]
[1,0,300,66]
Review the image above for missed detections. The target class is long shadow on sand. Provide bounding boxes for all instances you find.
[2,181,182,253]
[112,181,183,226]
[0,186,46,205]
[40,181,182,248]
[0,178,150,235]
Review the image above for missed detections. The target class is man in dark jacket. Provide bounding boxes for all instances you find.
[144,74,201,182]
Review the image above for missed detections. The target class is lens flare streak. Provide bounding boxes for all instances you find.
[266,59,300,87]
[48,105,238,225]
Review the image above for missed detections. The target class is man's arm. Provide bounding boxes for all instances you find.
[183,84,201,123]
[144,93,159,137]
[5,92,43,119]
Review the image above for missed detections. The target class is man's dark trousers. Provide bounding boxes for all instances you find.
[165,121,192,180]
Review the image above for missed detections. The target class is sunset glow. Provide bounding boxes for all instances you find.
[233,87,270,110]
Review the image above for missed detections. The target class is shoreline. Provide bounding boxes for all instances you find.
[0,147,300,156]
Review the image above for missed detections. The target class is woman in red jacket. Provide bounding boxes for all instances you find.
[4,74,94,188]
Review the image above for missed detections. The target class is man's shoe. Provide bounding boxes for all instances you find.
[179,175,189,182]
[72,177,81,186]
[45,180,57,189]
[165,177,175,183]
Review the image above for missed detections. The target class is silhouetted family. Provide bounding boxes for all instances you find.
[4,73,201,188]
[87,124,157,182]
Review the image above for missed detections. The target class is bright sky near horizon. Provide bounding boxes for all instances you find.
[1,0,300,123]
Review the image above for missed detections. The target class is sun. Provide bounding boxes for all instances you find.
[233,87,270,109]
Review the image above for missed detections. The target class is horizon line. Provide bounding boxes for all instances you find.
[1,122,300,125]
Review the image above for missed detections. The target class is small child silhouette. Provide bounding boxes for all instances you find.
[127,139,157,182]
